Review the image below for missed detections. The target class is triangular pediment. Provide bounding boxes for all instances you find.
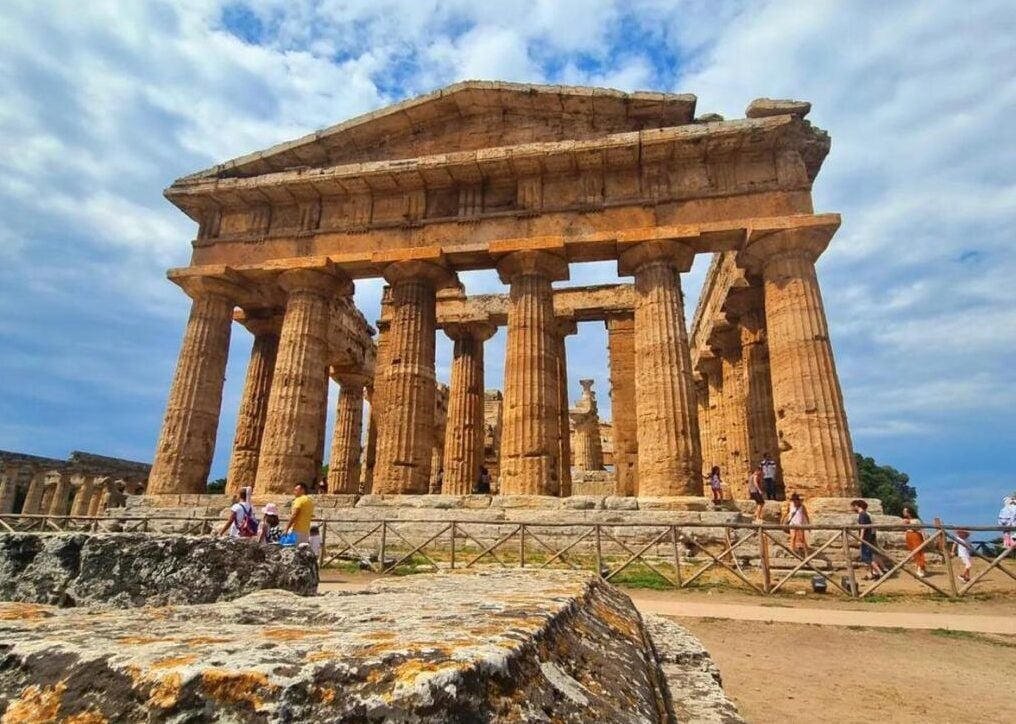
[178,81,696,183]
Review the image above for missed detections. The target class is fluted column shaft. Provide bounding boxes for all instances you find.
[70,476,94,517]
[442,326,491,495]
[555,325,574,497]
[740,309,782,494]
[21,472,45,514]
[255,270,340,494]
[621,241,701,496]
[88,478,109,516]
[48,474,71,516]
[226,322,280,495]
[761,251,857,496]
[607,315,638,496]
[0,466,19,514]
[148,290,235,495]
[374,262,449,494]
[717,337,750,479]
[498,251,568,496]
[327,374,367,494]
[694,376,711,480]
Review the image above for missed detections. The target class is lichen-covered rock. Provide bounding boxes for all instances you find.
[0,571,684,722]
[643,614,745,723]
[0,533,317,607]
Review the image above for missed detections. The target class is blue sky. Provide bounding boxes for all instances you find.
[1,1,1014,524]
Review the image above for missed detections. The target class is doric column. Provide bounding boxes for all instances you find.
[738,305,782,496]
[606,313,638,496]
[21,471,45,514]
[442,323,495,495]
[360,316,390,491]
[693,374,711,481]
[740,221,858,497]
[148,279,238,495]
[88,478,110,516]
[619,240,701,496]
[327,372,368,494]
[48,473,72,516]
[714,328,750,481]
[497,250,569,496]
[429,384,449,493]
[570,379,604,471]
[0,465,19,514]
[359,385,376,492]
[255,268,345,494]
[226,314,281,495]
[373,261,453,494]
[555,321,576,497]
[698,356,725,478]
[69,476,94,517]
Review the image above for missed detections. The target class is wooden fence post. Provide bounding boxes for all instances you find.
[840,528,857,597]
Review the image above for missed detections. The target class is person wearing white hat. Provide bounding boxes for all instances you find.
[998,496,1016,550]
[258,503,283,544]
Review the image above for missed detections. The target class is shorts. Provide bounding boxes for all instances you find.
[860,542,874,563]
[750,492,765,506]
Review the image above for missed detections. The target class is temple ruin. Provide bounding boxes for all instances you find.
[146,81,858,504]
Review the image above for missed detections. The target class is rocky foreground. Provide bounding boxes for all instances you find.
[0,570,741,723]
[0,533,318,607]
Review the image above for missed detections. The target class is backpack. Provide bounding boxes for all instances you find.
[237,503,258,538]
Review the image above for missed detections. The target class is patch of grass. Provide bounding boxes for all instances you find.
[859,594,892,604]
[608,564,676,590]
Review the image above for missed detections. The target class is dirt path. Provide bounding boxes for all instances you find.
[679,618,1016,724]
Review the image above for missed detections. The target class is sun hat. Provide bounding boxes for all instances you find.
[263,503,279,516]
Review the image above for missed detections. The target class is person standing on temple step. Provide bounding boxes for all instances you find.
[748,466,766,521]
[707,466,724,504]
[761,453,778,500]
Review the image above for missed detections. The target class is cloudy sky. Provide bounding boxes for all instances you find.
[1,0,1013,523]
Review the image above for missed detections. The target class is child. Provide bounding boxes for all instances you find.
[258,503,283,544]
[309,524,322,557]
[707,466,723,504]
[953,529,973,582]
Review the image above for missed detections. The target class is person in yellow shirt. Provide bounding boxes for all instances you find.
[285,482,314,544]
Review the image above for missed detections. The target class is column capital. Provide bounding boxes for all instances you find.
[331,370,370,389]
[555,319,578,337]
[695,353,722,381]
[738,215,839,274]
[618,239,694,276]
[442,321,497,343]
[170,268,248,303]
[604,311,635,332]
[236,308,284,337]
[382,259,457,289]
[496,250,569,284]
[278,267,352,296]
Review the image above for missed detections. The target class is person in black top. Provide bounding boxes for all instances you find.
[852,499,886,579]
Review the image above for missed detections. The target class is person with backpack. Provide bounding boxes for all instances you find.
[218,487,258,539]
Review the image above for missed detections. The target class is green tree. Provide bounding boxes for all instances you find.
[855,453,917,516]
[207,477,227,494]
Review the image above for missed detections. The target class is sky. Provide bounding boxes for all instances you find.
[1,0,1014,524]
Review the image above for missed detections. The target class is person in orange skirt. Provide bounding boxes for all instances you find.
[901,505,927,578]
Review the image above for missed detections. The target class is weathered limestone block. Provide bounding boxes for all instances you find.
[442,324,494,495]
[0,572,700,722]
[149,283,236,495]
[0,533,317,608]
[498,250,568,496]
[226,315,281,495]
[327,372,368,494]
[620,240,702,496]
[745,97,811,119]
[374,261,453,494]
[256,269,344,494]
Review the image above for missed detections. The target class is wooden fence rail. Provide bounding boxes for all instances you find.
[0,514,1012,599]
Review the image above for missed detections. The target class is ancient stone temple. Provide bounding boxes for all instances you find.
[151,82,858,501]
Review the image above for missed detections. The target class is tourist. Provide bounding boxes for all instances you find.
[218,487,257,539]
[953,529,973,582]
[785,493,810,556]
[760,453,778,500]
[997,495,1016,550]
[284,482,315,545]
[852,499,885,579]
[435,467,444,491]
[258,503,283,544]
[747,467,766,521]
[901,505,927,577]
[707,466,723,504]
[309,524,322,557]
[476,467,491,494]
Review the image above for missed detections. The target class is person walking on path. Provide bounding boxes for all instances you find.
[284,482,315,545]
[785,493,810,556]
[997,496,1016,550]
[901,505,927,577]
[760,453,778,500]
[953,529,974,582]
[707,466,724,505]
[852,499,886,579]
[218,487,257,539]
[747,467,766,521]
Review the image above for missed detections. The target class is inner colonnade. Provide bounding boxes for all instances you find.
[147,82,860,502]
